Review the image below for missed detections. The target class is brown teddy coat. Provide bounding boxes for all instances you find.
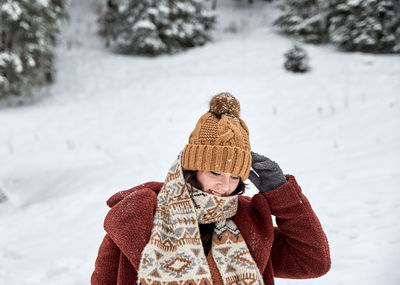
[91,175,331,284]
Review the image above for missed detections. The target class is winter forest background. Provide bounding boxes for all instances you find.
[1,0,399,284]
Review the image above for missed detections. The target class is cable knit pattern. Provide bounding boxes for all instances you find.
[182,93,252,180]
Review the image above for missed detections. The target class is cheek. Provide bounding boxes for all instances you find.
[229,180,240,193]
[203,179,217,191]
[196,172,213,190]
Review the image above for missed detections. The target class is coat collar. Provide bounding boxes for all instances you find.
[104,182,269,273]
[104,182,162,271]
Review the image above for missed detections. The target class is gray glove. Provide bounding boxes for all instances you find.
[248,151,287,192]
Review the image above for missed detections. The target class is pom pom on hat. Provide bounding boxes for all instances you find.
[209,92,240,118]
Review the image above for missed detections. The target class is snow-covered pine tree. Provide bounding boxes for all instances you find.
[0,0,68,101]
[98,0,216,56]
[284,45,309,73]
[328,0,400,53]
[275,0,400,53]
[0,187,7,203]
[274,0,328,44]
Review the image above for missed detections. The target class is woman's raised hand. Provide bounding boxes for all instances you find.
[249,151,287,193]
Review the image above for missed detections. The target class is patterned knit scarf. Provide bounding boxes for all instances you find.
[138,154,264,285]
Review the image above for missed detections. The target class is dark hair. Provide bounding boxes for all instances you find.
[182,169,246,195]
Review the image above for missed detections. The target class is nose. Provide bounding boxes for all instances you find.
[218,175,230,192]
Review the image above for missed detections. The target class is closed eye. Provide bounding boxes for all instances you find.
[211,171,221,176]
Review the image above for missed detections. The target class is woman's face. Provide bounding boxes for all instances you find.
[196,171,240,196]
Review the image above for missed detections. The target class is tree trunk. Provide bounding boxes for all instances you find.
[212,0,217,10]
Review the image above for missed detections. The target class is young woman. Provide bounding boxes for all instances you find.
[91,93,331,285]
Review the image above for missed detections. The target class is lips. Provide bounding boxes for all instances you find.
[207,189,224,196]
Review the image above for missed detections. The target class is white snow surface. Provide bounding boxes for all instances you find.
[1,0,400,284]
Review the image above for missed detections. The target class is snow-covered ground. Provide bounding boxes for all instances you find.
[1,0,400,284]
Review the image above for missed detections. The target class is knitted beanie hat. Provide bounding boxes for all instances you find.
[182,92,252,180]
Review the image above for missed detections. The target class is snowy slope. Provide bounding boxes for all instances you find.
[0,0,400,284]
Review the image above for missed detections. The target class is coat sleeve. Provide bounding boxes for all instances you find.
[91,235,121,285]
[264,175,331,279]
